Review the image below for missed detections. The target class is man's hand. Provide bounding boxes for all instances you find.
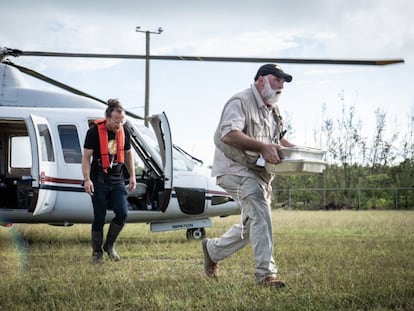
[84,179,94,196]
[261,143,282,164]
[128,176,137,191]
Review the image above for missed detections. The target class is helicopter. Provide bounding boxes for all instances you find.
[0,47,404,239]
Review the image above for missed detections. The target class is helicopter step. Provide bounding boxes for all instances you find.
[150,218,210,240]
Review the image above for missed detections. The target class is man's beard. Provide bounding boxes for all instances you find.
[262,76,281,105]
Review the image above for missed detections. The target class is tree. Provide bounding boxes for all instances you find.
[369,108,398,171]
[321,91,365,190]
[400,104,414,161]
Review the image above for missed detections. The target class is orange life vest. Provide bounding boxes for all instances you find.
[95,120,125,173]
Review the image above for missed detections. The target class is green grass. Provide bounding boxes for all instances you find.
[1,211,413,310]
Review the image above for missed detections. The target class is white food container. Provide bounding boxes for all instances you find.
[279,147,325,161]
[265,147,327,175]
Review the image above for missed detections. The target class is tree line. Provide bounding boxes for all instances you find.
[273,95,414,210]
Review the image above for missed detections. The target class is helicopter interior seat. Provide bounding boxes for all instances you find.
[0,173,6,208]
[0,141,6,207]
[127,182,147,197]
[0,135,3,175]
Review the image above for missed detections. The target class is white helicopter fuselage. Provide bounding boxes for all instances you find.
[0,62,238,239]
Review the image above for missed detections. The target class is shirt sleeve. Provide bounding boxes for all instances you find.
[219,98,246,139]
[83,126,98,150]
[124,126,131,151]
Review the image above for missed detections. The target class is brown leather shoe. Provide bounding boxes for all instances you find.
[202,238,219,277]
[256,275,286,288]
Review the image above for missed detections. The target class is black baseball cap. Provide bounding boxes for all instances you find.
[254,64,292,82]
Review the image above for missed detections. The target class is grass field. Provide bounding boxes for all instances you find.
[1,210,413,310]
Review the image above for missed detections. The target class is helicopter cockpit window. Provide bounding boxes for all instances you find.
[37,124,55,162]
[130,147,146,177]
[136,123,195,172]
[58,125,82,163]
[173,147,195,172]
[136,124,162,165]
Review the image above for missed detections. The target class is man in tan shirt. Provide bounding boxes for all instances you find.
[203,64,295,287]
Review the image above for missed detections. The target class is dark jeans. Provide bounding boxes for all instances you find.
[91,181,128,232]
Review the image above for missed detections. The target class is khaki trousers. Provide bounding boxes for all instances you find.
[206,175,278,282]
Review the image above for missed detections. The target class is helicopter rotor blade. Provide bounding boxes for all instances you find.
[5,48,405,66]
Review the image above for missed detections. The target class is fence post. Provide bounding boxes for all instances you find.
[395,188,399,210]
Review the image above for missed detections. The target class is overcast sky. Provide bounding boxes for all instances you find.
[1,0,413,165]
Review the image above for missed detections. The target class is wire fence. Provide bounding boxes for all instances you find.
[273,187,414,210]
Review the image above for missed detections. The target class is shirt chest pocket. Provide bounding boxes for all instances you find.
[249,116,270,141]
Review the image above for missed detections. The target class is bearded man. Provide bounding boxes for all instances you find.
[202,64,296,287]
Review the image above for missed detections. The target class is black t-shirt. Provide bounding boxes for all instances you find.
[84,124,132,183]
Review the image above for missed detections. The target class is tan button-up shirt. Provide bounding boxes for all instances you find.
[211,84,275,179]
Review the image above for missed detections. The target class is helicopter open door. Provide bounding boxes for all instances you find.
[129,112,173,212]
[28,114,58,216]
[148,113,173,212]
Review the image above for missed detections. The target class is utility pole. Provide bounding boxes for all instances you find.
[136,26,163,127]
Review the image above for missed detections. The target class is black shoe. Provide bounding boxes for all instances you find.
[103,244,120,261]
[92,251,103,264]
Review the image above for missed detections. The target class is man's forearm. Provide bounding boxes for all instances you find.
[125,151,136,178]
[221,130,267,152]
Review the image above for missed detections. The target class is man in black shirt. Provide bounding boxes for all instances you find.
[82,99,136,263]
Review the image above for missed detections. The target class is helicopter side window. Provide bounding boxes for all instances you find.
[10,136,32,168]
[58,125,82,163]
[37,124,54,162]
